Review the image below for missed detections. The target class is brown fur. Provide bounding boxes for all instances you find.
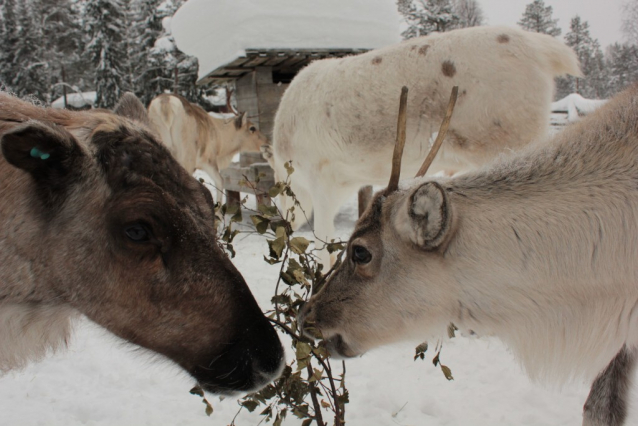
[441,60,456,77]
[0,92,283,394]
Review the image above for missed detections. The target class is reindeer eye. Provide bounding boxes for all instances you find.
[249,126,256,133]
[352,245,372,264]
[124,224,151,242]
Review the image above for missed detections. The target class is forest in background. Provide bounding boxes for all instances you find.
[0,0,637,110]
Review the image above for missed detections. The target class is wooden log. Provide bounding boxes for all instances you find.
[358,185,373,217]
[226,190,240,209]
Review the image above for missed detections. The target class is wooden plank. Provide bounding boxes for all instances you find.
[255,67,273,85]
[263,55,289,67]
[240,152,265,167]
[242,56,270,68]
[221,163,275,194]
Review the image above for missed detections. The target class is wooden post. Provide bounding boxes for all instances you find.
[226,190,240,210]
[358,185,373,217]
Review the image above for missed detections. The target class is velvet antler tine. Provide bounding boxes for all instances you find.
[385,86,409,194]
[415,86,459,178]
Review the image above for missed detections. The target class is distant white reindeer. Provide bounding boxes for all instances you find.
[148,93,268,201]
[301,84,638,426]
[272,26,581,265]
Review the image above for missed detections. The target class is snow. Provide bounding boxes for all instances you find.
[171,0,402,81]
[153,36,175,54]
[51,91,96,109]
[551,93,608,122]
[2,171,637,425]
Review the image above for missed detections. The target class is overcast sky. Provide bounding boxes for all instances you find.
[479,0,626,49]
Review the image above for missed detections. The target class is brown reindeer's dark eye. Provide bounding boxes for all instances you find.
[352,245,372,264]
[249,126,256,133]
[125,224,151,242]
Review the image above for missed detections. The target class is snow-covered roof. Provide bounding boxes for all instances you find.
[171,0,402,83]
[51,91,97,109]
[551,93,607,122]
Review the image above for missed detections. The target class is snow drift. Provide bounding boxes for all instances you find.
[551,93,607,122]
[171,0,402,81]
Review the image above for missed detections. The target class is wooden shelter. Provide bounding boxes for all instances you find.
[208,48,369,207]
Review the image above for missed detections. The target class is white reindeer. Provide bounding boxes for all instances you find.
[148,93,268,201]
[300,84,638,426]
[272,26,581,265]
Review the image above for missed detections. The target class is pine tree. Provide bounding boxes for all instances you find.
[85,0,131,108]
[397,0,460,39]
[606,43,638,96]
[11,0,49,102]
[452,0,484,28]
[622,0,638,45]
[33,0,88,102]
[0,0,19,91]
[555,16,605,98]
[130,0,176,105]
[517,0,561,37]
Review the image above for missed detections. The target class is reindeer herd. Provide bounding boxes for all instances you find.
[1,25,637,426]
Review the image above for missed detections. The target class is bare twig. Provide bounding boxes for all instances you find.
[268,318,315,344]
[415,86,459,177]
[307,364,327,426]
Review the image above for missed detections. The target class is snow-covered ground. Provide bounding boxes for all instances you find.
[2,186,636,426]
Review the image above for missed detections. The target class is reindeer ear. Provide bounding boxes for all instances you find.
[234,112,246,129]
[394,182,453,250]
[2,120,85,206]
[2,120,83,175]
[114,92,150,126]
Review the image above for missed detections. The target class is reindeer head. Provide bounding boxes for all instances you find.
[224,88,269,153]
[0,93,284,392]
[299,87,459,357]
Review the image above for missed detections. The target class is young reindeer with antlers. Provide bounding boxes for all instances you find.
[300,84,638,426]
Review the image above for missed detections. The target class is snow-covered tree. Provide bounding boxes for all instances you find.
[606,43,638,96]
[517,0,561,37]
[0,0,19,90]
[452,0,484,28]
[555,16,606,99]
[622,0,638,45]
[11,0,49,101]
[85,0,131,108]
[398,0,460,39]
[33,0,87,102]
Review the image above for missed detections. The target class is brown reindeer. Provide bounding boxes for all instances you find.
[0,92,284,394]
[147,93,268,202]
[301,85,638,425]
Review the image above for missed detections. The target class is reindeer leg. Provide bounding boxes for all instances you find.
[583,345,636,426]
[200,164,224,205]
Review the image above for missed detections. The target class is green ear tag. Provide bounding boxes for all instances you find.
[30,147,50,160]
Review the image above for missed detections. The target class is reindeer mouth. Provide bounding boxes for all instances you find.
[325,334,361,359]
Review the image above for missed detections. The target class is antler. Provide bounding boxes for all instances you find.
[385,86,409,194]
[225,88,240,116]
[415,86,459,178]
